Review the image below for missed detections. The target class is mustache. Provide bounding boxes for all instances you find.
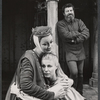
[68,13,74,16]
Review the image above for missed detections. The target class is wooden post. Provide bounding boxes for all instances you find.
[46,0,59,56]
[89,16,98,87]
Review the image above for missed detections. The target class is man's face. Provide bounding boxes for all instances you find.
[63,7,75,22]
[41,59,57,79]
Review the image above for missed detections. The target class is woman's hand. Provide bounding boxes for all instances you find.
[10,82,20,95]
[47,82,67,99]
[68,78,74,87]
[54,78,73,91]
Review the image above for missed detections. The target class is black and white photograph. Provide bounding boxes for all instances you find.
[2,0,98,100]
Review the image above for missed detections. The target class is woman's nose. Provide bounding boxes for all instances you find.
[48,43,51,48]
[44,67,48,71]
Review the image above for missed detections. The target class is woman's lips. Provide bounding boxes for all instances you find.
[47,48,51,51]
[44,73,50,76]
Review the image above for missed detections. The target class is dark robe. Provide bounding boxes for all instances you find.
[57,18,89,61]
[5,50,54,100]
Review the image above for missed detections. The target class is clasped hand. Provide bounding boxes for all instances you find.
[47,80,69,99]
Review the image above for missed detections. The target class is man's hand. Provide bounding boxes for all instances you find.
[76,36,84,43]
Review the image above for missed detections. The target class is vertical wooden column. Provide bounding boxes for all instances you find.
[89,15,98,87]
[46,0,59,56]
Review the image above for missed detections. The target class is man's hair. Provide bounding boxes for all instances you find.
[62,3,74,13]
[41,53,59,67]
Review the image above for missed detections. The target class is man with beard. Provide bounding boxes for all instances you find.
[57,3,89,95]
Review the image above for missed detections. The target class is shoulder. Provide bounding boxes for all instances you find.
[21,50,36,64]
[57,19,65,25]
[74,18,79,21]
[75,18,83,23]
[24,50,35,58]
[57,19,66,27]
[74,18,80,22]
[25,50,34,56]
[74,18,85,26]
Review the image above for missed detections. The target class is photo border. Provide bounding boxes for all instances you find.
[98,0,100,100]
[0,0,100,100]
[0,0,2,99]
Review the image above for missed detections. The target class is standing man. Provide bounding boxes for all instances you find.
[57,3,89,95]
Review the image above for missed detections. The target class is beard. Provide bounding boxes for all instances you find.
[65,14,74,23]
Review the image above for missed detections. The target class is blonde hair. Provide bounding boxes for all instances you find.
[42,53,59,67]
[41,53,68,79]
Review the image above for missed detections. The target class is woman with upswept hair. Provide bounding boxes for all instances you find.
[5,26,68,100]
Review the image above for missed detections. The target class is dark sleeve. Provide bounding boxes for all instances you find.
[20,58,54,100]
[57,21,79,40]
[76,19,90,42]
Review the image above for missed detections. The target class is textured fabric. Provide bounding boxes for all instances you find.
[32,26,52,37]
[30,26,52,49]
[10,94,21,100]
[57,18,89,61]
[5,50,54,100]
[51,78,85,100]
[30,26,52,42]
[64,87,85,100]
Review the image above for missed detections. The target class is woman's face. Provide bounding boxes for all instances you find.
[41,59,57,79]
[40,35,53,53]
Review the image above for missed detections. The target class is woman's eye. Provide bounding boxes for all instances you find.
[47,65,52,68]
[50,41,53,44]
[42,65,45,68]
[43,44,47,46]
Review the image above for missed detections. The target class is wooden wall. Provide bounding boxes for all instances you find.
[2,0,47,99]
[2,0,47,73]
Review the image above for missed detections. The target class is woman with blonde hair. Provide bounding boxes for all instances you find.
[41,53,86,100]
